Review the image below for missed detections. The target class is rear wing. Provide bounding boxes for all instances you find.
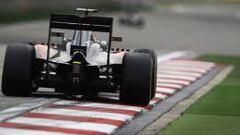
[49,14,113,32]
[46,13,114,79]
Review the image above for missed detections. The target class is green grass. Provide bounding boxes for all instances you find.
[160,55,240,135]
[187,84,240,116]
[160,114,240,135]
[0,10,51,24]
[158,0,240,3]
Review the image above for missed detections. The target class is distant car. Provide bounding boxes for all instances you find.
[119,13,145,28]
[2,8,156,105]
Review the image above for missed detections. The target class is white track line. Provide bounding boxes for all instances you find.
[54,101,144,112]
[31,108,133,121]
[156,87,176,94]
[157,70,202,78]
[0,98,57,122]
[9,117,117,134]
[157,83,183,89]
[157,51,194,63]
[168,60,215,67]
[161,63,212,70]
[157,78,190,85]
[155,93,168,99]
[0,127,71,135]
[158,66,208,73]
[157,74,197,81]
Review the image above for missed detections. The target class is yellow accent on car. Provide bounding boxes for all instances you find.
[73,61,81,64]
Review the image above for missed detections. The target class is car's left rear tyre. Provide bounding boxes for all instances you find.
[2,44,35,96]
[120,53,153,106]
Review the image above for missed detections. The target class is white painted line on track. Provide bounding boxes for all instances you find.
[157,74,197,81]
[168,60,215,67]
[161,63,212,70]
[155,93,168,99]
[157,78,190,85]
[31,108,133,121]
[158,66,208,73]
[22,112,125,127]
[0,122,106,135]
[53,101,144,112]
[157,51,195,64]
[0,127,71,135]
[157,83,183,89]
[0,98,57,122]
[47,105,140,116]
[9,117,117,134]
[157,70,202,78]
[156,87,176,94]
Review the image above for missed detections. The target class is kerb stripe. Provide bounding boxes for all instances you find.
[157,70,202,77]
[8,117,117,134]
[157,78,190,85]
[0,122,107,135]
[46,104,139,116]
[23,112,124,127]
[53,101,144,112]
[31,108,132,121]
[156,87,176,94]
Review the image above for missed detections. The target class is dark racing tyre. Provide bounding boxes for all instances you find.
[120,53,153,105]
[134,49,157,99]
[2,44,35,96]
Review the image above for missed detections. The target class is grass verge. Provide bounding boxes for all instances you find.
[158,0,240,4]
[159,55,240,135]
[0,10,51,24]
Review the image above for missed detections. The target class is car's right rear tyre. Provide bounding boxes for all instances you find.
[2,44,35,96]
[134,49,157,99]
[120,53,153,106]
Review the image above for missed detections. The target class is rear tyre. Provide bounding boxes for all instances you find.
[120,53,153,105]
[134,49,157,99]
[2,44,35,96]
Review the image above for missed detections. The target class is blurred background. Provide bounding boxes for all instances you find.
[0,0,155,23]
[0,0,240,55]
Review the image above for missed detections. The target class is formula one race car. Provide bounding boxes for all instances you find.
[1,8,157,105]
[119,12,145,28]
